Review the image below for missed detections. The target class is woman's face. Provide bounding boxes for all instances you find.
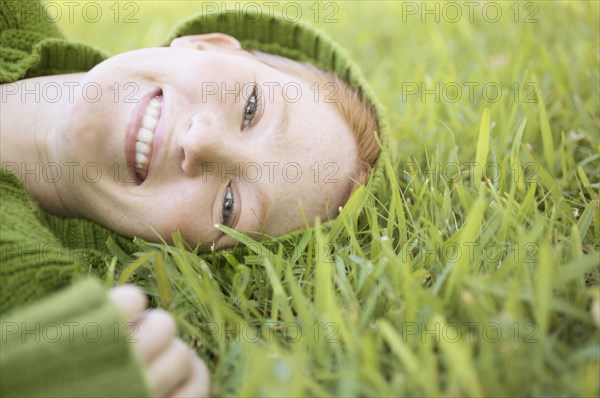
[54,34,359,248]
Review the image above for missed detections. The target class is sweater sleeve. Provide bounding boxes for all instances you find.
[0,169,151,397]
[0,278,152,397]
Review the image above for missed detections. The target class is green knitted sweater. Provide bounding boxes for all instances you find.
[0,0,151,396]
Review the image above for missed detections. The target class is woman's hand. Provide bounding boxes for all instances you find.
[109,285,211,397]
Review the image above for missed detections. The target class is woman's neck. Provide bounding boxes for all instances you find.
[1,73,85,216]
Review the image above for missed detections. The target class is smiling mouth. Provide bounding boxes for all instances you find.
[134,93,162,181]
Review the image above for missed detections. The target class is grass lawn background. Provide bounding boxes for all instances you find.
[53,1,599,396]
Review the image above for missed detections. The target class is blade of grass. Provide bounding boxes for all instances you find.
[154,252,173,307]
[474,108,491,183]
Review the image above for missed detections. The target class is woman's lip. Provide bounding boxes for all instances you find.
[125,87,162,184]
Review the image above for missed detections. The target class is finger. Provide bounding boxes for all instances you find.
[170,355,211,398]
[147,339,193,397]
[133,309,178,364]
[108,285,148,320]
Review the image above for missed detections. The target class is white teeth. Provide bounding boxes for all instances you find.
[137,128,153,143]
[134,95,162,179]
[142,114,157,130]
[147,99,160,116]
[146,106,159,117]
[136,141,151,154]
[136,153,149,164]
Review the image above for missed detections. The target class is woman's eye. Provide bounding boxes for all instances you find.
[241,85,260,128]
[222,184,234,226]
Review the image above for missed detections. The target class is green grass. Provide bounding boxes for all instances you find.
[57,1,599,396]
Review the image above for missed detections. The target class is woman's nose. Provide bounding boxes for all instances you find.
[178,112,242,177]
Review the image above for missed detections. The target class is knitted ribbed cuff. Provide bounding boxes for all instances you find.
[0,278,151,397]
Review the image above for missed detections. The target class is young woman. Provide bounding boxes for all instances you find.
[0,0,388,396]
